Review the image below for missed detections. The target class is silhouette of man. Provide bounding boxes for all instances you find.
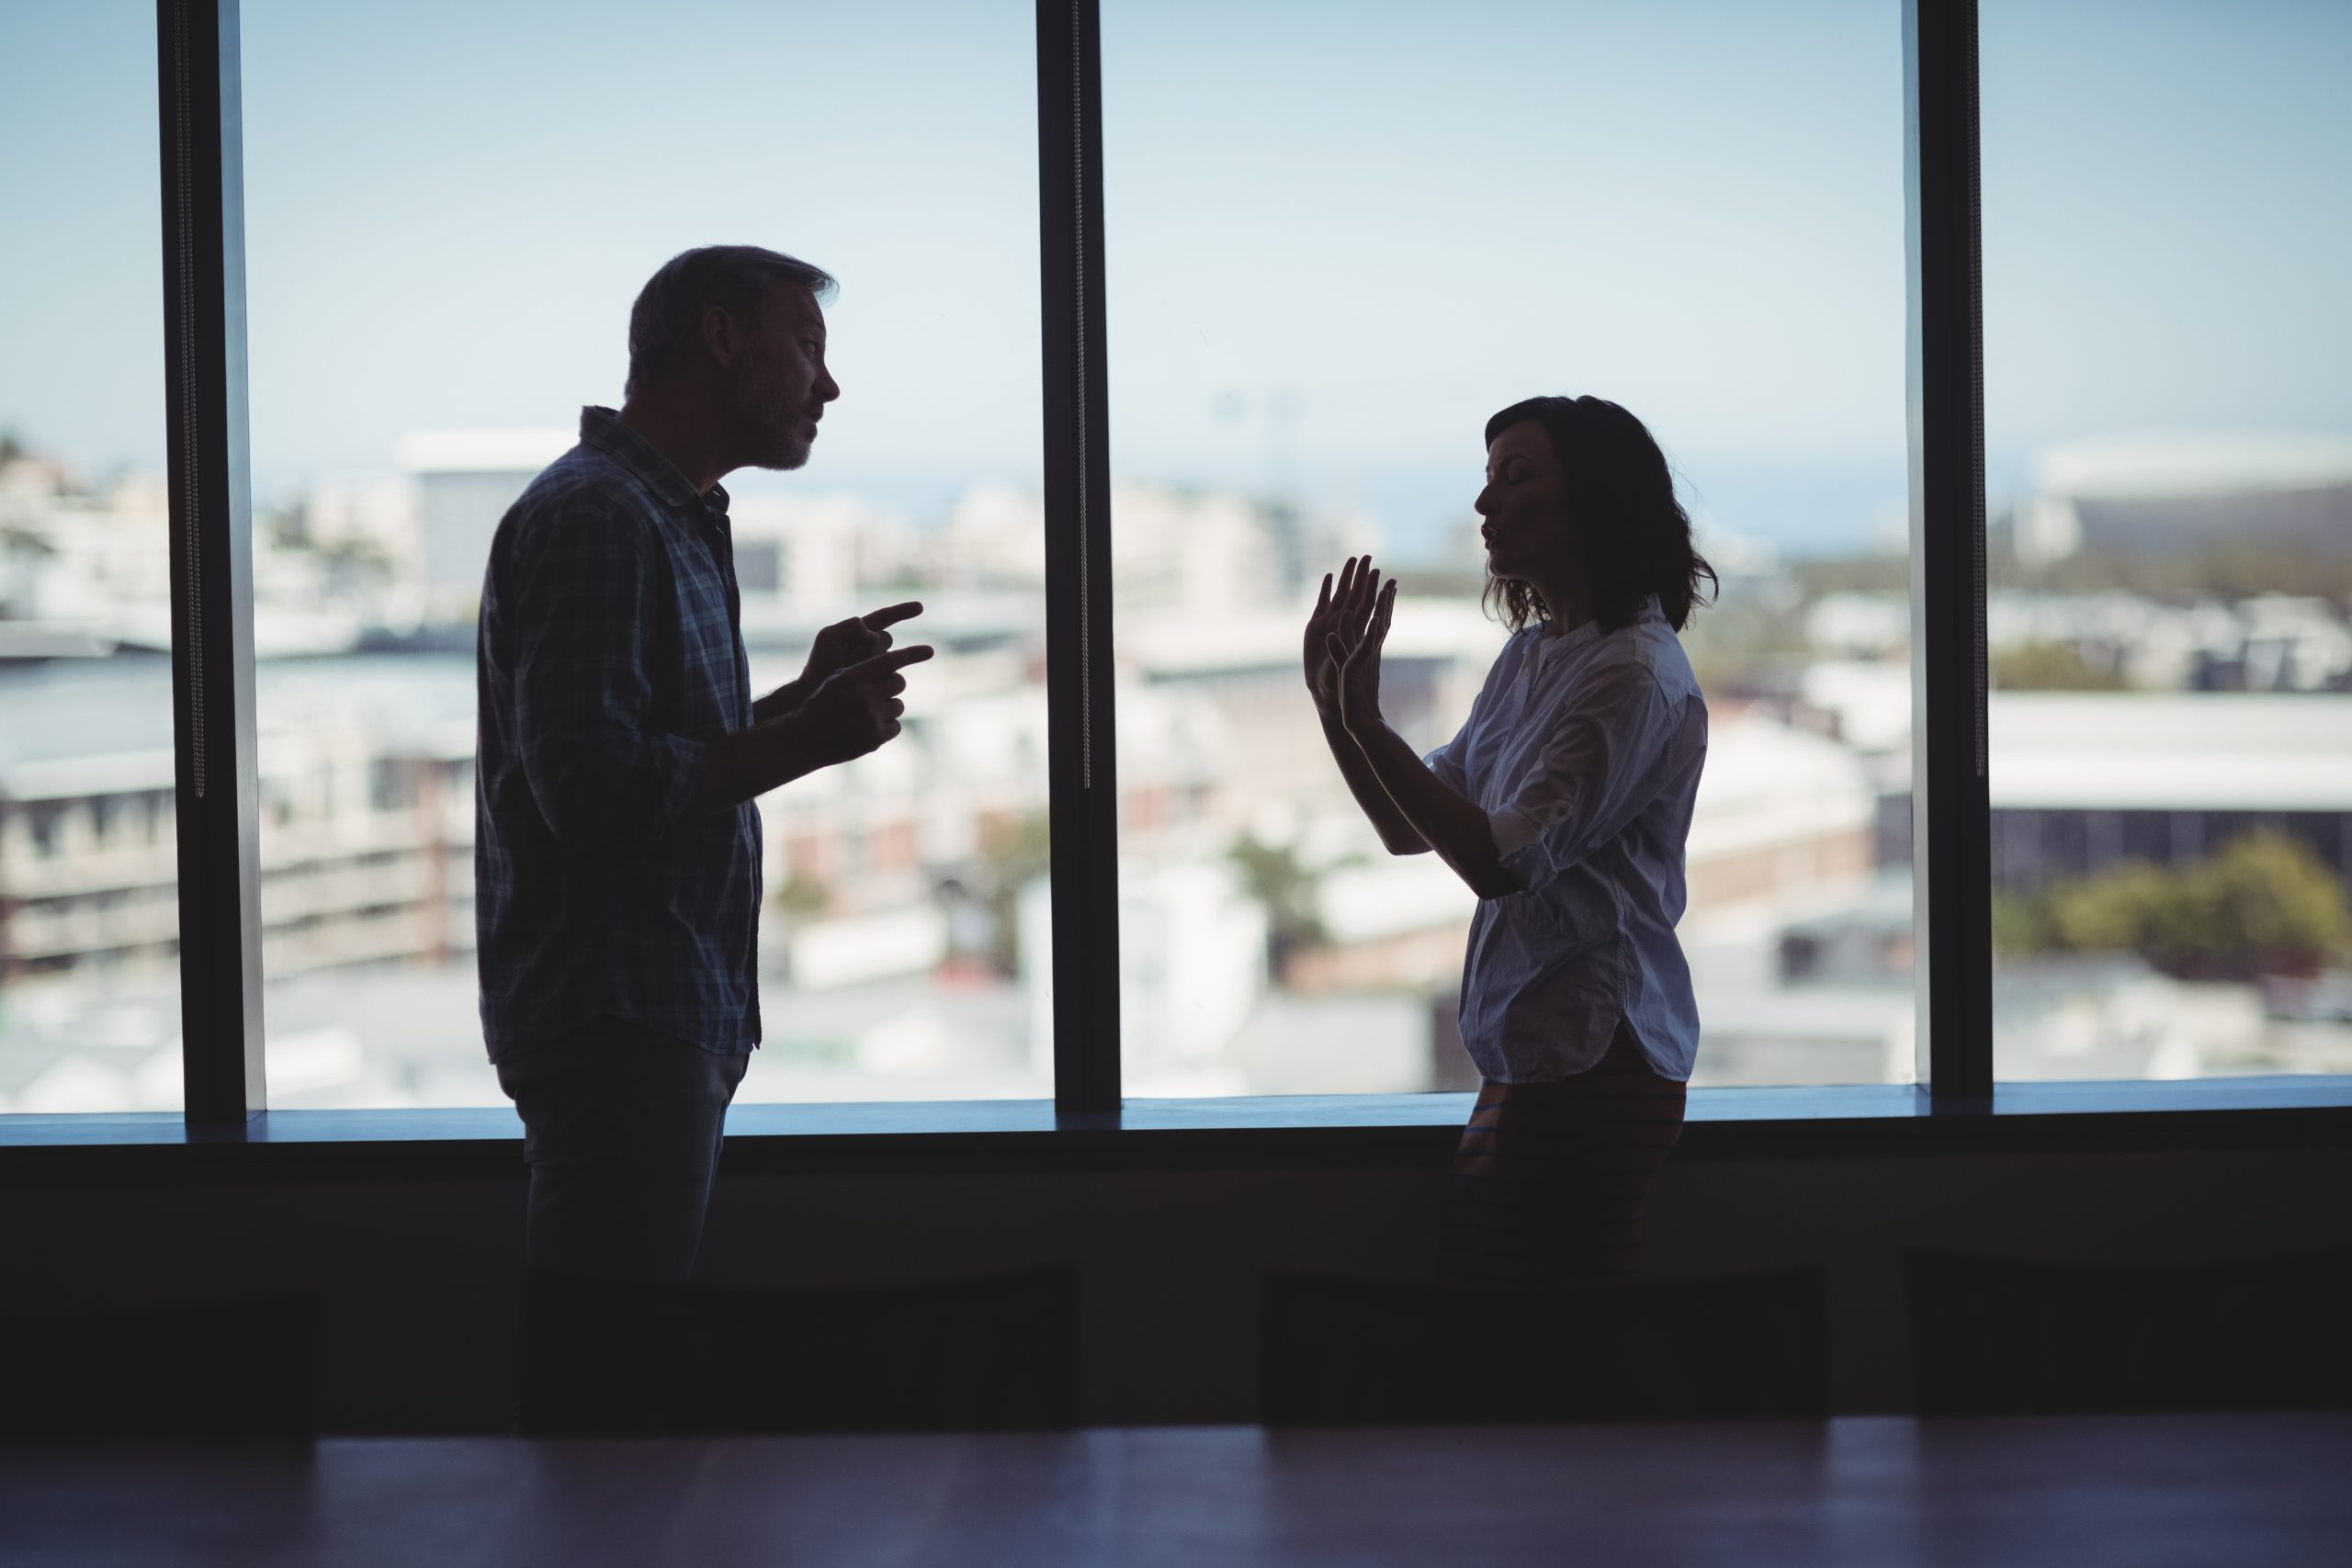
[476,246,930,1292]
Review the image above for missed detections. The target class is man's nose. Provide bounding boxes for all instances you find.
[819,369,842,403]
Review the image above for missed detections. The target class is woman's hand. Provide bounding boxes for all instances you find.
[1306,556,1432,855]
[1306,557,1382,719]
[1329,571,1397,737]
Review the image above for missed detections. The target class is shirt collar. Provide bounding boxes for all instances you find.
[577,405,730,518]
[1539,592,1662,653]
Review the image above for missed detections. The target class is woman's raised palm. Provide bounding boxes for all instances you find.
[1305,555,1383,714]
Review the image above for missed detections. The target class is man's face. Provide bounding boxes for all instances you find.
[724,280,841,472]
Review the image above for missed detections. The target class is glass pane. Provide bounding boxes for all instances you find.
[1984,1,2352,1080]
[243,0,1044,1106]
[0,4,182,1113]
[1103,0,1912,1093]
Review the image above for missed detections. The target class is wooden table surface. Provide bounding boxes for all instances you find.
[5,1413,2346,1567]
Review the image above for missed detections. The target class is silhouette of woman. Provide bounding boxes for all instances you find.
[1306,395,1714,1284]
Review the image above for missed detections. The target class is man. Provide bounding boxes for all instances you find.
[476,245,929,1289]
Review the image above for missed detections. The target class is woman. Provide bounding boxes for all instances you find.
[1305,394,1714,1285]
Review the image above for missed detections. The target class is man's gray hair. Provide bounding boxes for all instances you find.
[626,245,837,398]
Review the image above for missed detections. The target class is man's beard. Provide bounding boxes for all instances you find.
[730,378,815,471]
[754,412,814,472]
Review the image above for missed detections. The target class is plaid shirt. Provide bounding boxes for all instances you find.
[475,406,762,1060]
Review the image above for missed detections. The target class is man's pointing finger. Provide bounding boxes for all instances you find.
[858,643,936,675]
[862,602,925,631]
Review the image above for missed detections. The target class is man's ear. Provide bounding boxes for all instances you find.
[698,304,743,369]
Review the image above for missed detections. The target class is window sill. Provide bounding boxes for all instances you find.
[1,1077,2346,1178]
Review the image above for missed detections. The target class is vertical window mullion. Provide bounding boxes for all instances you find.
[1903,0,1995,1100]
[158,0,266,1128]
[1036,0,1121,1113]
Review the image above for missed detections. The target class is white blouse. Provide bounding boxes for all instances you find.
[1423,594,1708,1083]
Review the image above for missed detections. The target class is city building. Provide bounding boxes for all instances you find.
[1988,692,2352,887]
[0,657,476,989]
[7,434,2348,1107]
[2013,431,2352,566]
[395,428,572,619]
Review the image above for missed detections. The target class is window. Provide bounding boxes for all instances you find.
[1983,0,2352,1080]
[238,0,1047,1108]
[1102,0,1914,1093]
[8,0,2347,1143]
[0,0,183,1113]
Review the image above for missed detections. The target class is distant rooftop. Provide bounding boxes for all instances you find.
[0,654,476,798]
[1990,692,2352,812]
[2032,432,2352,500]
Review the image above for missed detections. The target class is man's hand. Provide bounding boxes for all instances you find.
[1329,573,1396,737]
[1305,557,1381,718]
[796,643,934,765]
[805,602,924,687]
[757,602,926,722]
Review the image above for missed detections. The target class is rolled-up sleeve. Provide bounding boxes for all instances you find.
[1488,660,1697,894]
[506,504,709,847]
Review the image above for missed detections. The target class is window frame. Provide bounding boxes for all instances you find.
[0,0,2326,1153]
[160,0,266,1125]
[1904,0,1994,1099]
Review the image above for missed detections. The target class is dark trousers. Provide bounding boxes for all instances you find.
[495,1019,751,1285]
[1440,1022,1690,1286]
[497,1021,750,1434]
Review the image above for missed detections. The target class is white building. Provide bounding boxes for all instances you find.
[396,428,572,618]
[938,482,1048,590]
[728,492,919,614]
[0,460,173,649]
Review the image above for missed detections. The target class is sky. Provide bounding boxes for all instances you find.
[2,0,2346,558]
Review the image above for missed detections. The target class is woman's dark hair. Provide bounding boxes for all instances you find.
[627,244,837,398]
[1480,394,1717,635]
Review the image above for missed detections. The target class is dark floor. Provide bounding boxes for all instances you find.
[4,1413,2346,1567]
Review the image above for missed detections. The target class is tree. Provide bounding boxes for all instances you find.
[2181,829,2352,976]
[977,812,1051,976]
[2006,829,2352,980]
[1228,831,1329,974]
[770,868,830,919]
[1989,888,2054,955]
[1990,640,2125,692]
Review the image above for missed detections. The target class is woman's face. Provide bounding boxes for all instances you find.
[1476,420,1575,581]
